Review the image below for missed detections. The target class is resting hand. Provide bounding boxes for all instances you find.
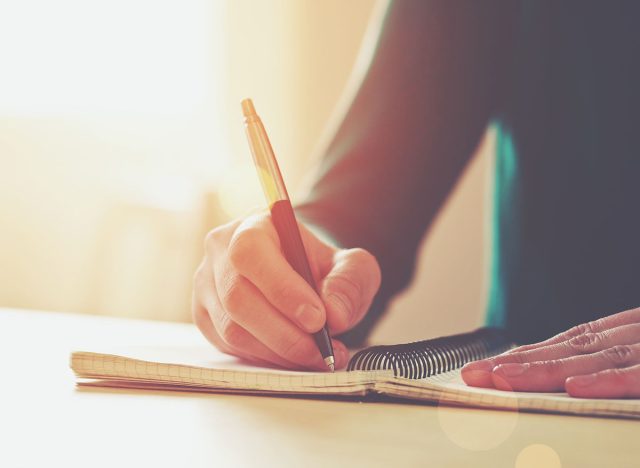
[192,211,381,371]
[461,307,640,398]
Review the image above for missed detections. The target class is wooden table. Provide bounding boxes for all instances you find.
[1,308,637,468]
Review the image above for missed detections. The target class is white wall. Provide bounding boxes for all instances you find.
[1,0,492,343]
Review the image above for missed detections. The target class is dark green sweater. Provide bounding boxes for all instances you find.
[297,0,640,346]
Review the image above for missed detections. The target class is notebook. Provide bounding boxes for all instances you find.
[70,327,640,419]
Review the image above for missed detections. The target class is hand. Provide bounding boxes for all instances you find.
[461,307,640,398]
[192,211,381,371]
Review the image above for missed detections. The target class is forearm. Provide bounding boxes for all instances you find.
[297,0,517,345]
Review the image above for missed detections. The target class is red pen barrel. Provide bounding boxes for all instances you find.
[270,199,334,360]
[242,98,335,370]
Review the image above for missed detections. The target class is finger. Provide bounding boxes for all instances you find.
[227,220,329,334]
[192,293,230,352]
[192,260,233,354]
[506,307,640,354]
[319,248,381,334]
[490,344,640,392]
[192,299,281,368]
[566,364,640,399]
[194,264,297,369]
[203,306,298,369]
[466,322,640,379]
[461,360,496,388]
[216,269,349,370]
[204,218,242,257]
[198,215,348,370]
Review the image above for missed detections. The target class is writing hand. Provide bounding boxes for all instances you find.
[192,211,381,371]
[461,307,640,398]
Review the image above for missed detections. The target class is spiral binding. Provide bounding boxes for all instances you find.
[347,327,511,379]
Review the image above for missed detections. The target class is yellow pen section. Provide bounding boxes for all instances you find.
[241,99,290,206]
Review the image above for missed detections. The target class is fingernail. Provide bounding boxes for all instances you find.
[295,304,322,331]
[494,363,529,377]
[461,360,495,388]
[462,359,493,373]
[568,373,596,387]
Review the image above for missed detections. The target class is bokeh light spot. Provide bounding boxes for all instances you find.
[515,444,562,468]
[437,404,519,451]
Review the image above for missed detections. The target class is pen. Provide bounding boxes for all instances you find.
[241,98,335,372]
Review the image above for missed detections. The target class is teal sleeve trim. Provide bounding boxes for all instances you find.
[486,119,518,329]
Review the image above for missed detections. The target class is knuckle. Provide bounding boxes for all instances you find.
[540,359,564,376]
[191,303,208,330]
[567,332,600,352]
[603,345,634,366]
[589,317,608,334]
[220,279,246,314]
[193,256,214,287]
[562,321,598,341]
[575,322,597,336]
[204,230,216,251]
[219,317,245,348]
[192,305,229,352]
[192,261,206,287]
[204,227,224,255]
[228,228,261,270]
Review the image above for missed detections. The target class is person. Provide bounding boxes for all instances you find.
[192,0,640,398]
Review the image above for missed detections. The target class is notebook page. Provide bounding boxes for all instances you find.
[374,369,640,419]
[71,346,387,395]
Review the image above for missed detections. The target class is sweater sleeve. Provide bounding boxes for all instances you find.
[296,0,516,346]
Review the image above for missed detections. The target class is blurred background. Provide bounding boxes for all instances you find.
[0,0,492,343]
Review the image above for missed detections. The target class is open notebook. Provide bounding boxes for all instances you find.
[70,327,640,420]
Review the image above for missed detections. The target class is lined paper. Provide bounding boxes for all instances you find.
[377,369,640,419]
[70,347,640,419]
[71,350,383,394]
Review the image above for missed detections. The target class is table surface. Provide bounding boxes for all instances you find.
[1,308,638,468]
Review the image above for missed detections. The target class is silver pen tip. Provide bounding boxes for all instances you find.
[324,356,335,372]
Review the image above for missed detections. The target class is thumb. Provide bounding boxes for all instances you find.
[319,248,381,334]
